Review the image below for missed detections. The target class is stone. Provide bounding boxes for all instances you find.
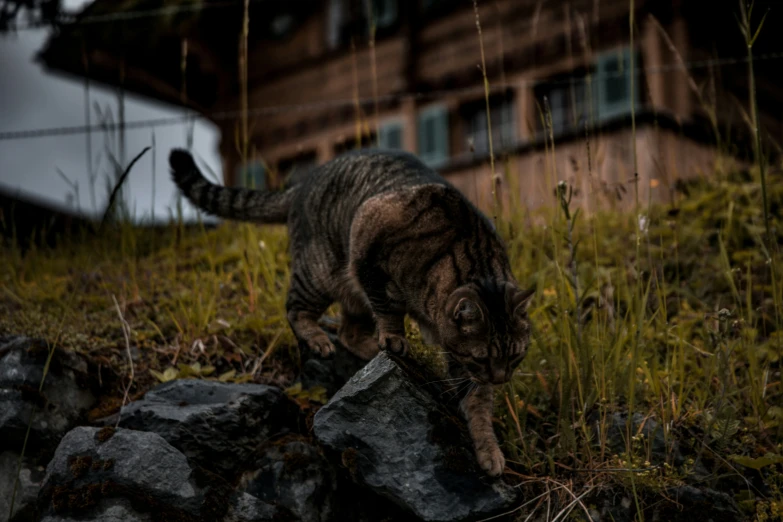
[39,426,230,520]
[242,438,335,522]
[117,379,299,478]
[298,334,369,398]
[0,451,45,522]
[39,499,151,522]
[0,336,95,461]
[313,352,519,522]
[224,492,291,522]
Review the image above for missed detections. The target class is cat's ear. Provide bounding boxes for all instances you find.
[447,287,484,330]
[511,287,535,318]
[454,297,483,324]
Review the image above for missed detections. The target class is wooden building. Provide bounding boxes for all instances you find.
[39,0,783,213]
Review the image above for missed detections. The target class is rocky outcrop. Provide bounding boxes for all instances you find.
[39,427,213,520]
[0,451,45,522]
[313,352,519,522]
[0,336,95,461]
[240,438,335,522]
[0,333,750,522]
[117,379,299,478]
[298,334,369,397]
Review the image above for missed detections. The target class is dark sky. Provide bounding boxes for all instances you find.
[0,0,220,222]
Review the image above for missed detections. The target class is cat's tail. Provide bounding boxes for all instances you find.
[169,149,296,224]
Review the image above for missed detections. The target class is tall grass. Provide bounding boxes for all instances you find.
[4,1,783,519]
[472,0,498,228]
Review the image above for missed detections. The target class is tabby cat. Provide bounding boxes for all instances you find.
[169,148,534,476]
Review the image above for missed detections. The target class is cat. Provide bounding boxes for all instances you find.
[169,148,534,477]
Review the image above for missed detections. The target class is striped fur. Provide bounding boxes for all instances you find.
[169,150,296,223]
[169,147,534,477]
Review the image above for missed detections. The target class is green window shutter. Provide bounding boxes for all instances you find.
[378,120,403,150]
[417,105,449,168]
[596,47,639,122]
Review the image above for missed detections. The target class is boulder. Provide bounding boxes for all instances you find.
[117,379,299,478]
[0,336,95,460]
[241,438,335,522]
[38,426,232,521]
[224,492,293,522]
[39,499,151,522]
[313,352,519,522]
[298,334,369,398]
[0,451,45,522]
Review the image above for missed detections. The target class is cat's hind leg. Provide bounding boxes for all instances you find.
[338,295,379,361]
[348,249,410,357]
[286,270,335,358]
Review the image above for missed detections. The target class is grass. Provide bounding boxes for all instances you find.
[2,159,782,518]
[4,0,783,520]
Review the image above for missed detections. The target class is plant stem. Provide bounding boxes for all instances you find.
[472,0,498,227]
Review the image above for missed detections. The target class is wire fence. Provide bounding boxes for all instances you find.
[1,50,781,142]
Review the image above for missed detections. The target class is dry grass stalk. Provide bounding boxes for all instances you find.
[113,294,135,427]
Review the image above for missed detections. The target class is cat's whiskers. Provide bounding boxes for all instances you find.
[439,378,469,398]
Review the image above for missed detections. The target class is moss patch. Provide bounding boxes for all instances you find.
[94,426,116,444]
[68,455,93,479]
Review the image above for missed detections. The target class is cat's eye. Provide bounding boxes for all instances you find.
[509,350,526,365]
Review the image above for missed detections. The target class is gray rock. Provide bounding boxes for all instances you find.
[313,352,518,522]
[299,334,369,398]
[0,451,45,522]
[0,336,95,460]
[39,427,219,520]
[40,499,151,522]
[117,379,299,478]
[225,492,291,522]
[242,439,335,522]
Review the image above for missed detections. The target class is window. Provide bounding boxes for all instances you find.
[327,0,397,49]
[236,161,265,190]
[378,120,404,150]
[278,151,317,187]
[595,47,639,121]
[371,0,398,28]
[463,96,516,155]
[269,12,294,39]
[417,105,449,168]
[535,74,589,136]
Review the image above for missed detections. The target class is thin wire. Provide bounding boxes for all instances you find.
[9,0,633,32]
[1,50,782,142]
[9,0,258,31]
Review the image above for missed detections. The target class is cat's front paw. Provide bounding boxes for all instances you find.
[476,443,505,477]
[378,333,410,357]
